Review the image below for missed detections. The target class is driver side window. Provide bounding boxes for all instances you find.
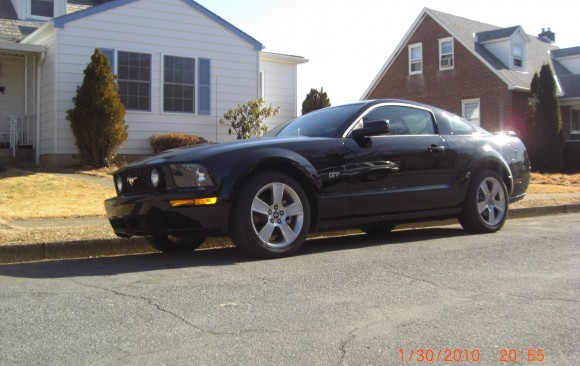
[362,105,436,135]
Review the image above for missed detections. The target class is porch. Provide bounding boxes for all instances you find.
[0,42,45,166]
[0,115,35,164]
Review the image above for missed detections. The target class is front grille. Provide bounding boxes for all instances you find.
[116,167,164,195]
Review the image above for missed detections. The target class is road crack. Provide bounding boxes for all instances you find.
[69,280,242,335]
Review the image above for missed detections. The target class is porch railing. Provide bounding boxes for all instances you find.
[1,115,35,157]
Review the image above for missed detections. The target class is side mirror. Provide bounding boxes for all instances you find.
[350,120,390,138]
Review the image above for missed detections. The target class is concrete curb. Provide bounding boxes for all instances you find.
[1,204,579,265]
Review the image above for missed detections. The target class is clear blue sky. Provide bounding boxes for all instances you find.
[196,0,577,107]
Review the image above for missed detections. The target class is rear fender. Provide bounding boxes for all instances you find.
[464,146,514,196]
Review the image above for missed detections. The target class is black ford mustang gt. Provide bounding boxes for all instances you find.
[105,99,530,258]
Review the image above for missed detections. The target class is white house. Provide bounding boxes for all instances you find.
[0,0,307,167]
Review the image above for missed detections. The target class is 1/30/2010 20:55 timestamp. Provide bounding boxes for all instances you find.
[399,348,545,363]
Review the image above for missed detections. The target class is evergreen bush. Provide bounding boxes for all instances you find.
[66,49,127,167]
[301,88,331,115]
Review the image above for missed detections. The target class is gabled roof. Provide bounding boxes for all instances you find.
[52,0,263,51]
[1,0,263,51]
[552,57,580,99]
[552,46,580,59]
[475,26,528,43]
[363,8,560,99]
[0,0,97,42]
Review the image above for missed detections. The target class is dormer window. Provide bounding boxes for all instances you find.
[513,45,523,68]
[31,0,54,18]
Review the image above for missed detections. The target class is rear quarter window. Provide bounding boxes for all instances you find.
[441,112,476,135]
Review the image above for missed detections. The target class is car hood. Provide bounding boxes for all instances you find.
[125,137,333,167]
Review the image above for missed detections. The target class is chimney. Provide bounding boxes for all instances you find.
[538,27,555,43]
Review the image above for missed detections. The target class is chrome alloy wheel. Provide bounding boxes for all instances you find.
[476,176,507,226]
[250,182,305,248]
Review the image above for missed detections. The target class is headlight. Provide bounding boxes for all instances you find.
[150,168,160,188]
[115,175,123,193]
[170,164,214,188]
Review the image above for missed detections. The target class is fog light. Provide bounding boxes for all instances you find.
[170,197,218,207]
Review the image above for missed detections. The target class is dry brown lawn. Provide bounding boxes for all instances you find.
[528,172,580,193]
[0,168,115,220]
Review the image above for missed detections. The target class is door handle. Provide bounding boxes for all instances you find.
[428,144,445,152]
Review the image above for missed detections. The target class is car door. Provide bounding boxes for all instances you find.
[344,104,456,215]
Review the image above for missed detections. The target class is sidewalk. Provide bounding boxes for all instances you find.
[1,193,580,264]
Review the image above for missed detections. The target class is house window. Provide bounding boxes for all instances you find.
[164,56,195,113]
[462,99,480,126]
[118,51,151,111]
[408,43,422,75]
[439,38,454,69]
[572,109,580,132]
[513,45,523,68]
[31,0,53,17]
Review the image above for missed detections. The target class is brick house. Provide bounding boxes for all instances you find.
[362,8,580,143]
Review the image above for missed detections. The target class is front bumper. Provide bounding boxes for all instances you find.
[104,192,231,238]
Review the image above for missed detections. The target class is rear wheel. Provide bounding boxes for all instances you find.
[459,169,508,233]
[230,172,311,258]
[146,235,206,252]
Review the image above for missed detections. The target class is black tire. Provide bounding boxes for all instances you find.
[146,235,206,252]
[229,171,311,258]
[459,169,508,233]
[360,223,396,236]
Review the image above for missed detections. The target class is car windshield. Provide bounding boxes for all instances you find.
[265,104,364,138]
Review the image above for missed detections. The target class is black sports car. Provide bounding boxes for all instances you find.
[105,99,530,258]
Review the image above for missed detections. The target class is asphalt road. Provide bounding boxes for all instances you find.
[0,214,578,365]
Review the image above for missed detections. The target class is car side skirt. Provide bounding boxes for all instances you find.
[316,207,463,231]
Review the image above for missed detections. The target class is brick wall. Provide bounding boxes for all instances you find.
[368,15,526,133]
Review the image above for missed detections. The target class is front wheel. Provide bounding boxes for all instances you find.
[459,169,508,233]
[230,172,311,258]
[146,235,206,252]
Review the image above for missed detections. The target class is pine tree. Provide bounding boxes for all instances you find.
[66,49,127,167]
[526,64,563,172]
[301,88,331,115]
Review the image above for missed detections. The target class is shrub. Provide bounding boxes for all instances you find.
[219,98,280,139]
[66,49,127,168]
[301,87,331,115]
[526,64,564,172]
[149,132,208,153]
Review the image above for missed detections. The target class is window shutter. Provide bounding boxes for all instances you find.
[99,48,115,71]
[198,58,211,115]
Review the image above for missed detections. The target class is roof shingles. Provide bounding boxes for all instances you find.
[426,8,560,92]
[0,0,99,42]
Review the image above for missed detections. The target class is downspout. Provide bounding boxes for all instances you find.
[35,51,46,165]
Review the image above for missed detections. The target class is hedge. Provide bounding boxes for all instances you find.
[149,132,208,153]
